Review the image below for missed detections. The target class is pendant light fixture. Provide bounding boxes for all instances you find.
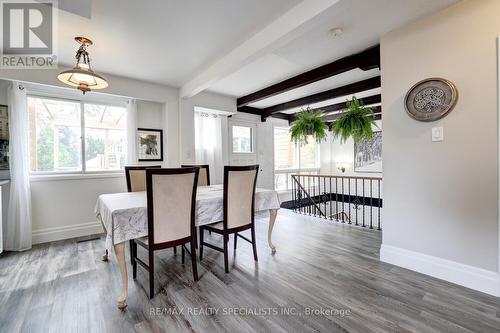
[57,37,108,94]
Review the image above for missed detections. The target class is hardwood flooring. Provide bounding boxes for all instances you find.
[0,209,499,333]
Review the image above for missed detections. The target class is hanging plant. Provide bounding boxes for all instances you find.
[289,106,328,145]
[331,97,378,144]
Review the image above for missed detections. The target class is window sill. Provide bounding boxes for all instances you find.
[30,172,125,182]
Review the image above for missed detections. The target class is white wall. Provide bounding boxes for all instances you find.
[380,0,499,296]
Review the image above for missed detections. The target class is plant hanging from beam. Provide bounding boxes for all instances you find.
[331,97,378,144]
[289,106,328,145]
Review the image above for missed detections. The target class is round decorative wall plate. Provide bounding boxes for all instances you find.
[404,78,458,122]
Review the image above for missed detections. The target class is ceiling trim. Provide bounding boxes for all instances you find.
[179,0,340,98]
[237,45,380,108]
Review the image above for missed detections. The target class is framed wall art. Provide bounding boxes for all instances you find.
[404,78,458,122]
[137,128,163,162]
[354,131,382,173]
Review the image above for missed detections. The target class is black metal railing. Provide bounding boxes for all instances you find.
[291,174,383,230]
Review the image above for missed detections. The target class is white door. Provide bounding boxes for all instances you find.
[228,120,257,166]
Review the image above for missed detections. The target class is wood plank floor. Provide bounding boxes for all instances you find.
[1,209,499,333]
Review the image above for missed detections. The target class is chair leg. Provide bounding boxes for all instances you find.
[131,240,137,279]
[181,245,185,264]
[173,246,177,255]
[199,228,204,260]
[251,225,258,262]
[195,228,198,249]
[190,238,199,281]
[223,233,229,273]
[234,233,238,250]
[149,250,155,298]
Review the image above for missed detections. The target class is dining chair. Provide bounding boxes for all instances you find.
[199,165,259,273]
[131,167,200,298]
[124,165,162,192]
[125,165,178,258]
[181,164,210,186]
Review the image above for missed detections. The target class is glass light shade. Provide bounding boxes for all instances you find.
[57,67,108,93]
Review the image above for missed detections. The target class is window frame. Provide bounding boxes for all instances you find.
[273,125,321,191]
[231,124,255,154]
[28,93,128,177]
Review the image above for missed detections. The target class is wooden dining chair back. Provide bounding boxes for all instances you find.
[199,165,259,273]
[181,164,210,186]
[131,167,199,298]
[125,165,161,192]
[225,167,258,229]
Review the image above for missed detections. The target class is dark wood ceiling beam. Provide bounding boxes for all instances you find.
[314,94,381,114]
[262,75,381,119]
[236,106,292,122]
[327,113,382,130]
[323,106,381,122]
[237,45,380,108]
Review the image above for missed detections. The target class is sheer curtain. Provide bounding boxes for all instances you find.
[194,111,224,184]
[5,82,32,251]
[126,99,138,165]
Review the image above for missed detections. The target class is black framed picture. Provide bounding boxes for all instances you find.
[354,131,382,173]
[137,128,163,161]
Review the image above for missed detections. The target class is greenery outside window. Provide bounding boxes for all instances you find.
[28,96,127,174]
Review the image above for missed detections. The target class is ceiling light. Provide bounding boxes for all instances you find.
[57,37,108,94]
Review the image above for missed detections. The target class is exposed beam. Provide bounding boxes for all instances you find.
[237,45,380,107]
[237,106,291,122]
[316,94,381,114]
[180,0,340,98]
[323,106,382,122]
[269,112,291,121]
[327,112,382,130]
[261,76,381,118]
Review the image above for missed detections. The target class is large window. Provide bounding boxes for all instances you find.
[274,126,320,191]
[28,96,127,174]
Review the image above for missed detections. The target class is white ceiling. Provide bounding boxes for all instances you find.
[57,0,300,87]
[56,0,459,101]
[209,0,459,103]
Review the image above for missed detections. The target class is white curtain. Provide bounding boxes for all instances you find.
[194,111,224,184]
[126,99,138,165]
[5,82,31,251]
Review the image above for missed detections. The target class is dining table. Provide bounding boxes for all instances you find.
[94,184,281,307]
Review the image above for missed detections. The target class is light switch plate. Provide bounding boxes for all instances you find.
[432,127,444,142]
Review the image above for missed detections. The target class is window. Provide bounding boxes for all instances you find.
[273,126,320,191]
[232,125,253,153]
[83,103,127,172]
[28,96,127,174]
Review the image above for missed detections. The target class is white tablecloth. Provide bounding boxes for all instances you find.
[94,184,281,250]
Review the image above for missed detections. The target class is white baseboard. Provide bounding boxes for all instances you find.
[380,244,500,297]
[32,221,104,244]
